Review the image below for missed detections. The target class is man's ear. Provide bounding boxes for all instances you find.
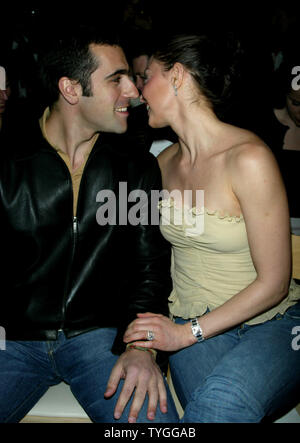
[58,77,81,105]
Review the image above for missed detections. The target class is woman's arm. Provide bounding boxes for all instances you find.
[124,143,292,351]
[197,143,291,339]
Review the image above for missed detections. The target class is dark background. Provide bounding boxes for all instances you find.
[0,1,299,129]
[1,1,299,58]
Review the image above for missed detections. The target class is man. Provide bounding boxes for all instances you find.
[0,65,10,132]
[132,51,149,94]
[0,27,178,423]
[0,88,8,131]
[126,33,176,157]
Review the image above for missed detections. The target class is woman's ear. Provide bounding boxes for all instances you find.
[171,62,185,92]
[58,77,81,105]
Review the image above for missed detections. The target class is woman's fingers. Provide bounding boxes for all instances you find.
[124,330,153,344]
[137,312,163,318]
[124,317,159,342]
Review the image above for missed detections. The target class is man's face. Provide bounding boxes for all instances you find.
[286,89,300,127]
[141,58,174,128]
[0,67,10,116]
[0,90,9,116]
[132,55,149,92]
[79,44,139,134]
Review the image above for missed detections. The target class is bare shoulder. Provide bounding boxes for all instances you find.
[226,131,283,199]
[227,131,277,176]
[157,143,179,169]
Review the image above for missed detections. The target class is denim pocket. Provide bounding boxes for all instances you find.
[284,300,300,320]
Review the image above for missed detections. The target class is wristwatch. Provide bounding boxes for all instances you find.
[190,317,205,342]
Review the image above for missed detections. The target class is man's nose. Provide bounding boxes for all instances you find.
[124,78,139,99]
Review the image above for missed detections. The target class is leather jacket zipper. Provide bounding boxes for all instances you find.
[73,216,78,235]
[46,148,82,334]
[60,215,78,331]
[53,144,96,333]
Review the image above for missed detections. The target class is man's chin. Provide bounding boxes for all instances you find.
[114,126,127,134]
[99,122,128,134]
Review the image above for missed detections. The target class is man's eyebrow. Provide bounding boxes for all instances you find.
[105,69,129,79]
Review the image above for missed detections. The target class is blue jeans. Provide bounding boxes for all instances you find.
[0,328,178,423]
[170,301,300,423]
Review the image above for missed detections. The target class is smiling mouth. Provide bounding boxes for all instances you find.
[114,107,128,113]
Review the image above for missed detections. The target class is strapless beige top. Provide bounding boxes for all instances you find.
[159,198,300,325]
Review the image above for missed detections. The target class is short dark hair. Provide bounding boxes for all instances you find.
[153,33,244,119]
[39,26,120,106]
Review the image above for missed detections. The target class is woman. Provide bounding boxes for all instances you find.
[124,34,300,422]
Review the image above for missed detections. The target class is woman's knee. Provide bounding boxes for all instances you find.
[183,375,265,423]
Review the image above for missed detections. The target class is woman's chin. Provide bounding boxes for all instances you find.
[148,116,167,129]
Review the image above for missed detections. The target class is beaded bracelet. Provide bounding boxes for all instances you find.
[126,343,157,359]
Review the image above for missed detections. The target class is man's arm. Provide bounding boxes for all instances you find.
[107,153,172,422]
[111,153,172,355]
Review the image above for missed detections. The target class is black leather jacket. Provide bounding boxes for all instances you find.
[0,117,172,354]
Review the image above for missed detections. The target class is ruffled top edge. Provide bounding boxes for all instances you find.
[158,197,244,222]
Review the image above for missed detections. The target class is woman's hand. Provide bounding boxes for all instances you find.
[123,312,195,352]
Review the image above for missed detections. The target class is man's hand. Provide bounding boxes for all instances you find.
[104,348,167,423]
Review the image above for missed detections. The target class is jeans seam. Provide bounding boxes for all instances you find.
[46,341,62,378]
[4,382,48,423]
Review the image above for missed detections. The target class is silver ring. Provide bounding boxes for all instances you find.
[147,330,155,341]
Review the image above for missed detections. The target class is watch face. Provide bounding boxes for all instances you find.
[191,318,204,341]
[191,324,200,336]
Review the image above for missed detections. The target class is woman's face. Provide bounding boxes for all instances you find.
[286,89,300,127]
[141,58,174,128]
